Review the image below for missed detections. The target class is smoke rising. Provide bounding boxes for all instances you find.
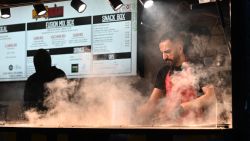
[23,63,232,128]
[24,77,147,127]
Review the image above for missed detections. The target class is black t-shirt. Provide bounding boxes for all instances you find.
[154,65,182,93]
[23,66,66,111]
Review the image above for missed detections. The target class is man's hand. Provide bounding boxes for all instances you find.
[202,84,215,98]
[136,88,163,123]
[181,84,216,112]
[156,104,184,122]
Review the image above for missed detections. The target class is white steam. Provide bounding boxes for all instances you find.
[24,77,146,127]
[23,63,231,128]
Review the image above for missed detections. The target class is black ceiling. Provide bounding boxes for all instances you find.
[0,0,70,8]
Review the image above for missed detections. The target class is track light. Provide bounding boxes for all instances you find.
[1,8,11,19]
[108,0,124,11]
[33,4,47,16]
[71,0,87,13]
[139,0,154,8]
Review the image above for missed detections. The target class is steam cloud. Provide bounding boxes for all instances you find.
[24,77,147,127]
[23,63,232,128]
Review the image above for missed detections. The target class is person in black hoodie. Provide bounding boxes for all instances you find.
[23,49,66,112]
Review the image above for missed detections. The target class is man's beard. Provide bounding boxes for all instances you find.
[164,59,174,67]
[164,55,180,67]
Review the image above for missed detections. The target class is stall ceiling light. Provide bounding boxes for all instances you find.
[71,0,87,13]
[198,0,215,4]
[108,0,124,11]
[33,4,47,16]
[144,0,153,8]
[139,0,154,8]
[1,8,11,19]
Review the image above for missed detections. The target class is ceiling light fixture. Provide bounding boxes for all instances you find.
[71,0,87,13]
[33,4,47,16]
[139,0,154,8]
[1,8,11,19]
[108,0,124,11]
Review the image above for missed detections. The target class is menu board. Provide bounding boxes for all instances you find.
[0,24,26,80]
[92,13,132,74]
[0,0,137,81]
[26,17,92,77]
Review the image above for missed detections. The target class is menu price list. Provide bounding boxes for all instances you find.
[92,12,132,54]
[27,17,92,50]
[0,23,26,80]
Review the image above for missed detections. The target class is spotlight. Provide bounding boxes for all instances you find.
[139,0,154,8]
[1,8,11,19]
[108,0,124,11]
[71,0,87,13]
[33,4,47,16]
